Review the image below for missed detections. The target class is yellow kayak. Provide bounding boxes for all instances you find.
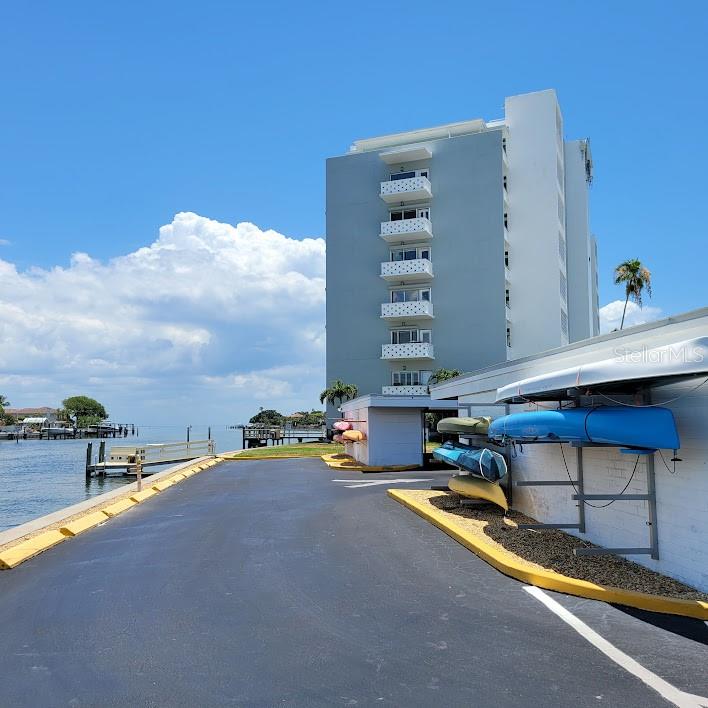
[342,429,366,442]
[448,475,508,511]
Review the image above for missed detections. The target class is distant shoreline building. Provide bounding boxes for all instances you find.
[5,407,58,423]
[325,89,599,417]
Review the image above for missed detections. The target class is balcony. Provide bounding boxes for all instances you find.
[380,217,433,243]
[380,176,432,203]
[382,385,429,396]
[380,258,433,283]
[381,300,434,321]
[381,342,435,360]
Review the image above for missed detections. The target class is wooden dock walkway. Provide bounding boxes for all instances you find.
[240,425,327,448]
[85,439,215,477]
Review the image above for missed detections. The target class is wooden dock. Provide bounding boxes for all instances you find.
[240,425,327,448]
[86,439,215,478]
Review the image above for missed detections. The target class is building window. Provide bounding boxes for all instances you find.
[390,168,429,181]
[391,288,431,303]
[504,212,509,230]
[390,246,431,262]
[391,329,432,345]
[505,287,510,308]
[503,175,508,192]
[392,370,433,387]
[504,242,510,269]
[392,371,419,386]
[502,137,507,155]
[389,206,430,222]
[506,325,512,348]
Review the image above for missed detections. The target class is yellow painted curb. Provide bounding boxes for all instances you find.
[321,453,420,473]
[131,488,158,503]
[388,489,708,620]
[152,479,174,491]
[101,498,137,518]
[228,454,316,461]
[168,473,186,484]
[60,512,109,537]
[0,530,68,569]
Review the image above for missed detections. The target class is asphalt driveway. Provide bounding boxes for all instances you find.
[0,458,705,707]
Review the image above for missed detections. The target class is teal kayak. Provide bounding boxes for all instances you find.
[432,441,507,482]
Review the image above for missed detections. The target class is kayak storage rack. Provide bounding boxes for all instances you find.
[515,446,586,534]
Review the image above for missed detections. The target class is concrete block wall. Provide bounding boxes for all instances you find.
[341,406,423,467]
[508,378,708,592]
[341,406,370,466]
[368,408,423,467]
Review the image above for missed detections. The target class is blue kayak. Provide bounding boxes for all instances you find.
[487,406,680,451]
[433,441,507,482]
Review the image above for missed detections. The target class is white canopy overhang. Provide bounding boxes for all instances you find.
[495,337,708,403]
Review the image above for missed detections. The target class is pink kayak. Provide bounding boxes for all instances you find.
[333,421,352,431]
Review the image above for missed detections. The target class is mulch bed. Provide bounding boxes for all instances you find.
[404,490,708,601]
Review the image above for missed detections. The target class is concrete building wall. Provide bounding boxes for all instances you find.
[564,139,597,342]
[590,235,600,335]
[339,404,425,467]
[504,89,567,356]
[368,408,423,467]
[326,150,392,422]
[326,131,508,420]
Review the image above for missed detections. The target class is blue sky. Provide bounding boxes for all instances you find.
[0,0,706,423]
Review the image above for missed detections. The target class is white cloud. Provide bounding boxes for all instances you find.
[0,239,10,246]
[0,213,326,425]
[599,299,662,333]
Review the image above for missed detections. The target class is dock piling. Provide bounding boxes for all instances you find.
[85,443,93,480]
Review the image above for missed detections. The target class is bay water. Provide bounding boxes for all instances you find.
[0,425,246,532]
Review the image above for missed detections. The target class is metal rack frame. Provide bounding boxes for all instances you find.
[515,446,586,533]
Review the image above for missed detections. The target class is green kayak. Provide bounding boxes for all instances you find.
[437,416,492,435]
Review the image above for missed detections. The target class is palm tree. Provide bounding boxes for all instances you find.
[319,380,358,412]
[0,395,9,415]
[614,259,652,330]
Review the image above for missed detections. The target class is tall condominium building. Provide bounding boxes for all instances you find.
[325,89,599,413]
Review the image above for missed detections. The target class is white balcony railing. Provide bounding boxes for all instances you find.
[380,300,434,321]
[381,342,435,360]
[382,385,429,396]
[380,258,433,282]
[380,217,433,243]
[380,176,432,203]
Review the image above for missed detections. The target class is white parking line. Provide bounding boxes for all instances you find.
[332,478,433,489]
[524,586,708,708]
